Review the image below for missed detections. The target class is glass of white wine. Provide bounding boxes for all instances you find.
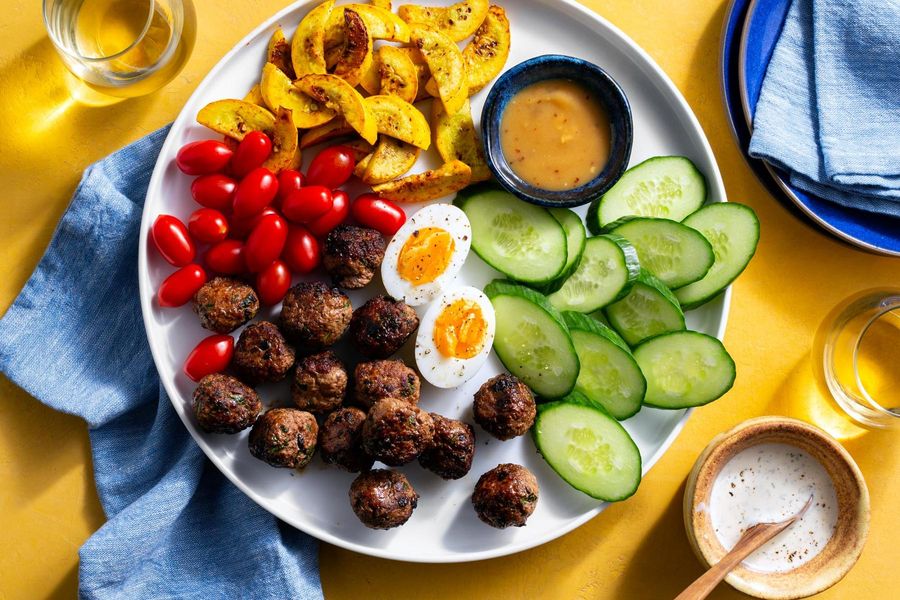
[43,0,196,98]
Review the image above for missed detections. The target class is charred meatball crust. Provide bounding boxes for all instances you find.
[349,295,419,358]
[292,350,348,414]
[473,374,537,440]
[248,408,318,469]
[319,407,373,472]
[349,469,418,529]
[472,463,539,528]
[418,414,475,480]
[353,359,420,409]
[323,225,386,289]
[192,277,259,333]
[279,281,352,348]
[192,373,261,434]
[232,321,295,383]
[361,398,434,466]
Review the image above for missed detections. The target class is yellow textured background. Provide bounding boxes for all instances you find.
[1,1,899,598]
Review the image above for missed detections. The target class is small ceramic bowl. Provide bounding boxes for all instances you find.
[480,54,633,208]
[684,417,869,599]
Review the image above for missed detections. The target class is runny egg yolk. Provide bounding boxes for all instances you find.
[397,227,455,285]
[433,299,487,359]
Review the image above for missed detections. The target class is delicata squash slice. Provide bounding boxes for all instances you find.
[410,26,467,114]
[365,95,431,150]
[267,27,294,78]
[263,108,301,173]
[291,0,335,77]
[324,4,410,51]
[372,160,472,203]
[432,98,490,182]
[295,74,378,144]
[462,5,510,94]
[197,99,276,140]
[356,136,420,185]
[332,9,374,87]
[260,63,337,128]
[359,46,419,103]
[397,0,490,42]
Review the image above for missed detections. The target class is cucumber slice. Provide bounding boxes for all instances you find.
[587,156,707,233]
[484,280,579,398]
[563,312,646,420]
[605,269,685,346]
[536,208,587,294]
[633,331,736,408]
[608,217,715,289]
[675,203,760,310]
[455,185,567,285]
[533,397,642,501]
[548,234,640,313]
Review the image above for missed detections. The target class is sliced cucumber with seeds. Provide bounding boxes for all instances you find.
[536,208,587,294]
[633,331,736,408]
[548,234,640,313]
[484,280,579,398]
[533,396,642,501]
[676,203,760,310]
[605,269,685,346]
[608,217,714,289]
[563,312,646,420]
[587,156,707,234]
[455,185,567,285]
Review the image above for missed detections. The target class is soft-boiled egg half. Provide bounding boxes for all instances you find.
[415,286,496,388]
[381,203,471,306]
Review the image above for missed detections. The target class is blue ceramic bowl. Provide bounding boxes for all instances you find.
[481,55,633,208]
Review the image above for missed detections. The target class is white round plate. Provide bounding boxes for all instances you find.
[139,0,729,563]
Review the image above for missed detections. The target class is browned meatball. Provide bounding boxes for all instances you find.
[279,282,352,348]
[192,373,261,434]
[418,414,476,480]
[192,277,259,333]
[349,296,419,358]
[362,398,434,466]
[323,225,385,289]
[473,374,537,440]
[319,407,373,472]
[292,350,347,413]
[232,321,295,383]
[353,360,420,409]
[472,463,539,528]
[349,469,418,529]
[248,408,318,469]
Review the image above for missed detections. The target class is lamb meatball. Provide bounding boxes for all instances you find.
[349,469,418,529]
[192,373,261,434]
[418,414,475,480]
[473,374,537,440]
[248,408,318,469]
[349,296,419,358]
[323,225,385,289]
[279,281,352,348]
[319,407,373,472]
[192,277,259,333]
[292,350,348,414]
[353,359,420,409]
[472,463,539,528]
[362,398,434,466]
[232,321,295,383]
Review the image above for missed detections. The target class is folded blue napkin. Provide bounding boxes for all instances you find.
[748,0,900,217]
[0,127,323,600]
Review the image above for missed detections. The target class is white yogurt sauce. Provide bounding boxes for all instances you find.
[708,443,838,573]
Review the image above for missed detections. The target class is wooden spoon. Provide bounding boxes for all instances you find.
[674,496,814,600]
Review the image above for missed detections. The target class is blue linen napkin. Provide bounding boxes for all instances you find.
[0,127,323,600]
[748,0,900,217]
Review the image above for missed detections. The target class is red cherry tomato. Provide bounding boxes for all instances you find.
[230,131,273,178]
[232,167,278,219]
[191,174,237,210]
[306,189,350,237]
[306,146,355,188]
[176,140,233,176]
[351,194,406,236]
[281,186,333,224]
[244,213,288,272]
[188,208,229,244]
[229,207,278,240]
[158,264,207,308]
[204,239,245,274]
[277,169,304,204]
[256,259,292,305]
[282,225,321,274]
[184,334,234,382]
[151,215,195,267]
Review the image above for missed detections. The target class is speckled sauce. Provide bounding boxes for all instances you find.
[708,443,838,573]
